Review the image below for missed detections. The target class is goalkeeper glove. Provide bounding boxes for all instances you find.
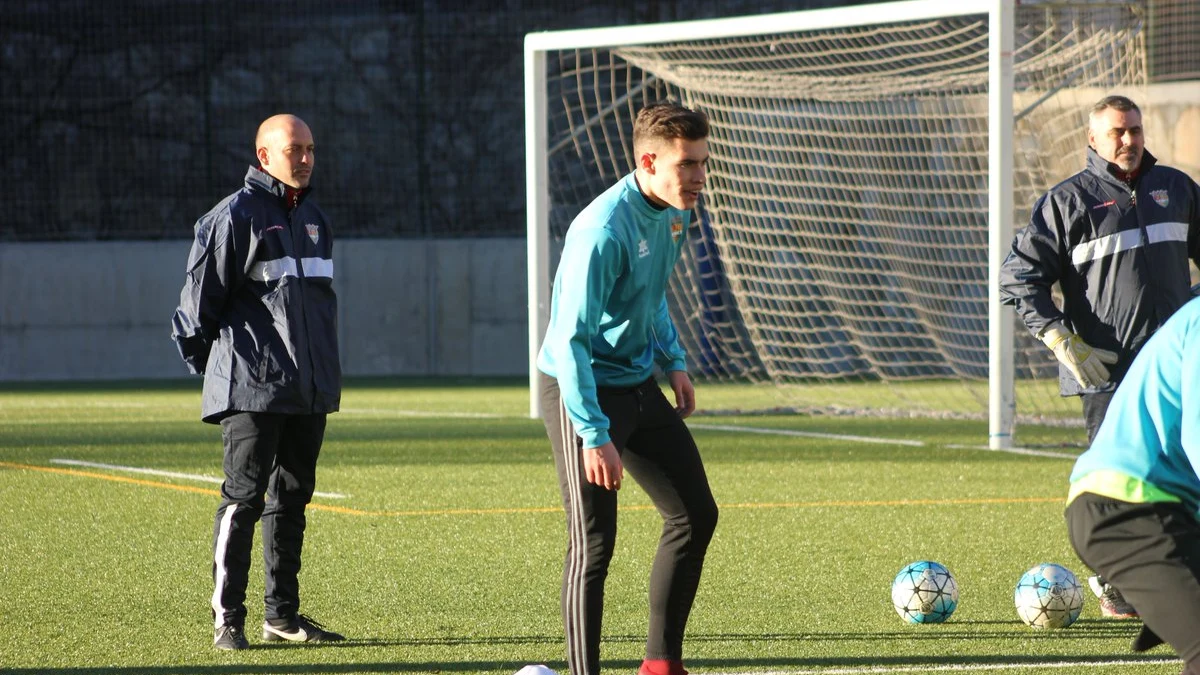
[1039,325,1118,388]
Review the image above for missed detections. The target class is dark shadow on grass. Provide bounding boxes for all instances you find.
[347,636,562,647]
[596,622,1145,644]
[236,624,1147,650]
[3,663,532,675]
[7,626,1173,675]
[7,650,1178,675]
[684,652,1177,670]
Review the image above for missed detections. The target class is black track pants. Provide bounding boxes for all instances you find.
[211,411,326,628]
[1067,492,1200,666]
[1081,391,1115,445]
[541,373,718,675]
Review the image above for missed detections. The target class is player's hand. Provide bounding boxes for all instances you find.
[1040,325,1119,388]
[583,442,623,491]
[668,370,696,418]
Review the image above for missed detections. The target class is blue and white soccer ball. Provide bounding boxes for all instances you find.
[891,560,959,624]
[1014,563,1083,628]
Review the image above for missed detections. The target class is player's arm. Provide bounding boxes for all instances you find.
[542,227,626,488]
[651,295,694,417]
[1001,193,1118,386]
[998,192,1070,337]
[170,210,236,374]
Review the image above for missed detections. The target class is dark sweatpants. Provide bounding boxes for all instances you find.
[541,373,718,675]
[1081,391,1116,445]
[1067,492,1200,672]
[211,411,326,629]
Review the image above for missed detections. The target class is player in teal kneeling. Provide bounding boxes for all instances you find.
[1066,296,1200,673]
[537,102,718,675]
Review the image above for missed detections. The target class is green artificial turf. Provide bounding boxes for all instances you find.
[0,378,1176,674]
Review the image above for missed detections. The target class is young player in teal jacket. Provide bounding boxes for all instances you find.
[1067,296,1200,673]
[537,102,718,675]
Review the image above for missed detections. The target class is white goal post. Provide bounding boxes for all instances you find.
[525,0,1144,448]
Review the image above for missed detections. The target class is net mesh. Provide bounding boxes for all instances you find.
[543,2,1146,421]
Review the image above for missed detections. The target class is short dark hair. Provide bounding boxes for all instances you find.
[1092,95,1140,116]
[633,102,709,154]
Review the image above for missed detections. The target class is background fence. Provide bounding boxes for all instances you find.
[1148,0,1200,81]
[4,0,1197,243]
[0,0,869,242]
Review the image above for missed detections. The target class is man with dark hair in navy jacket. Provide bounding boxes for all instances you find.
[172,114,343,651]
[1000,95,1200,619]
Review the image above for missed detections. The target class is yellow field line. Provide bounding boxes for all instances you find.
[0,461,1062,516]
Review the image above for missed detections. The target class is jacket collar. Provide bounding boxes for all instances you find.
[626,172,671,218]
[244,165,312,208]
[1086,146,1156,187]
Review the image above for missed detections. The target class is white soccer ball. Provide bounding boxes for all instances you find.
[1014,563,1083,628]
[891,560,959,624]
[514,667,559,675]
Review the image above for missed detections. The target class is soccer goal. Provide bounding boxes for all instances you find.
[525,0,1146,448]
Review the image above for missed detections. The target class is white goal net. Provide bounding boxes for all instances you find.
[526,0,1146,441]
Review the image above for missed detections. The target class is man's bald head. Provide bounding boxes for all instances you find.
[255,114,315,188]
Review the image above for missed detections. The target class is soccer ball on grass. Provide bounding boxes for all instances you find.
[1014,562,1083,628]
[891,560,958,624]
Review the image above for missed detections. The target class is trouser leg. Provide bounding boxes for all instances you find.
[1067,493,1200,662]
[262,413,326,621]
[542,373,630,675]
[1078,390,1120,594]
[622,380,718,660]
[1080,391,1115,445]
[212,412,279,628]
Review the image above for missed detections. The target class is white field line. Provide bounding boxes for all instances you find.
[691,423,1078,460]
[49,459,348,499]
[690,423,926,447]
[706,657,1179,674]
[358,410,1076,459]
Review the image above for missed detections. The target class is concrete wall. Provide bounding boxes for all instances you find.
[0,239,528,381]
[1143,83,1200,180]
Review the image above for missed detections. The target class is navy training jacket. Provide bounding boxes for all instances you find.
[999,147,1200,396]
[171,166,341,422]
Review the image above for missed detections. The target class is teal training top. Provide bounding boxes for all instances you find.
[537,172,690,448]
[1069,296,1200,514]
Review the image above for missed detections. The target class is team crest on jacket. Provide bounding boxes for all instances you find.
[670,216,684,242]
[1150,190,1169,208]
[305,223,320,244]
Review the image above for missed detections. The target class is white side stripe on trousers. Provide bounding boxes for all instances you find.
[211,504,238,628]
[560,401,589,675]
